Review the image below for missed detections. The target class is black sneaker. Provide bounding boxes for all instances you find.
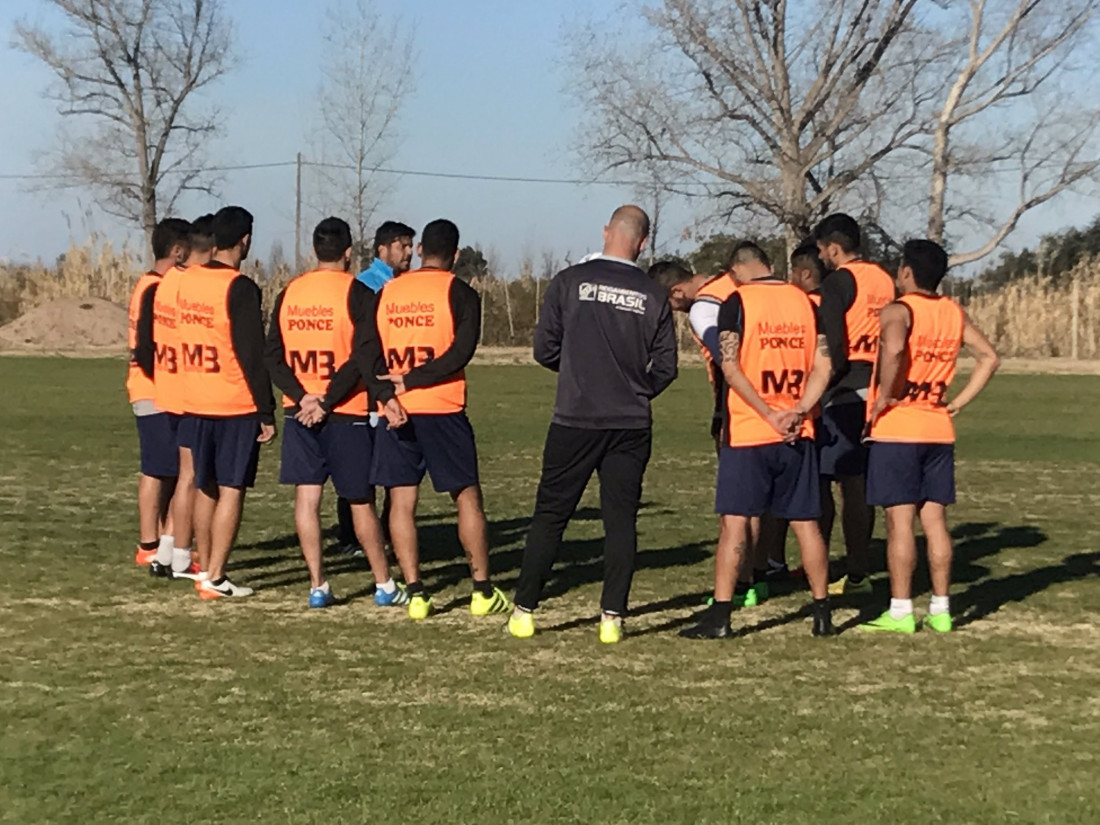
[149,561,172,579]
[812,609,835,637]
[679,606,733,639]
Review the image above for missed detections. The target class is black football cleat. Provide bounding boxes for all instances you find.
[149,561,172,579]
[812,610,836,637]
[679,615,733,639]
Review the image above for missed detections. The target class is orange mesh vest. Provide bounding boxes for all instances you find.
[176,265,257,416]
[126,271,161,404]
[726,282,817,447]
[278,270,366,416]
[869,294,963,444]
[691,274,738,390]
[377,269,466,414]
[152,266,187,414]
[842,261,895,363]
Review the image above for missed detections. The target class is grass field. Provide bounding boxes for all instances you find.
[2,357,1098,824]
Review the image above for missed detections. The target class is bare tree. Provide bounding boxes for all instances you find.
[14,0,233,253]
[570,0,931,256]
[926,0,1100,266]
[312,0,414,270]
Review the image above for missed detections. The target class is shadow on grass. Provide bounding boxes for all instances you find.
[955,551,1099,628]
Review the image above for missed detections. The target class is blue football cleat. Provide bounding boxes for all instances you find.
[309,586,336,609]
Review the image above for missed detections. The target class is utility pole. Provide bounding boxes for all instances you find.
[294,152,303,272]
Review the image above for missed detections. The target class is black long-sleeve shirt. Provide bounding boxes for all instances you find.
[264,279,388,419]
[351,276,481,401]
[535,256,677,430]
[134,277,159,378]
[818,267,866,397]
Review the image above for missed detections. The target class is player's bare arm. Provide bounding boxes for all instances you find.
[870,302,912,422]
[719,330,793,435]
[948,310,1001,416]
[798,333,834,417]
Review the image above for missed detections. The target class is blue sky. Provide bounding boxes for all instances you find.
[0,0,1095,271]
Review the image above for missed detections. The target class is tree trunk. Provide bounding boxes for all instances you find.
[503,280,515,343]
[928,119,950,244]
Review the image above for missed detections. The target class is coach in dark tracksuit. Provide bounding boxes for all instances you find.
[510,205,678,644]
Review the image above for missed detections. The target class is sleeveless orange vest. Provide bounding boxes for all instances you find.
[176,264,257,416]
[691,274,738,390]
[841,260,895,363]
[377,269,466,414]
[869,294,963,444]
[278,270,366,416]
[126,271,161,404]
[151,266,188,415]
[726,281,817,447]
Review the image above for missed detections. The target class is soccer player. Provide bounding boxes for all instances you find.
[814,213,896,596]
[509,205,678,644]
[128,218,190,568]
[151,216,216,584]
[335,221,417,554]
[176,206,276,600]
[680,242,834,639]
[371,218,510,620]
[861,240,1000,633]
[265,217,409,609]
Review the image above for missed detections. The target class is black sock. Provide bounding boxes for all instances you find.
[212,576,227,587]
[848,574,864,585]
[753,568,768,582]
[406,580,425,596]
[734,581,751,596]
[139,540,158,550]
[712,600,733,623]
[473,579,494,598]
[813,597,830,614]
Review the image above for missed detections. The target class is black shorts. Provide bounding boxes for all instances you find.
[370,412,479,493]
[866,442,956,507]
[280,417,374,501]
[716,439,821,521]
[192,416,261,489]
[176,413,199,451]
[817,401,868,478]
[135,413,179,478]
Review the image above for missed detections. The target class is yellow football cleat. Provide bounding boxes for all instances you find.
[507,610,535,639]
[470,586,511,616]
[408,593,434,621]
[599,615,623,645]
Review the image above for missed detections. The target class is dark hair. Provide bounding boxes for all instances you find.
[313,217,353,263]
[728,241,771,269]
[188,214,216,254]
[151,218,191,260]
[373,221,416,256]
[420,219,460,260]
[790,243,825,280]
[813,213,861,253]
[648,260,694,290]
[902,239,949,291]
[212,205,254,250]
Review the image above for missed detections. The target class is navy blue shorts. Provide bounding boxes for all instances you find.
[191,416,261,489]
[370,412,479,493]
[176,414,199,451]
[280,417,374,501]
[716,439,821,520]
[866,442,956,507]
[817,401,868,478]
[135,413,179,478]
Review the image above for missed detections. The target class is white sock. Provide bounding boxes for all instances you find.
[889,598,914,620]
[378,578,396,594]
[155,535,174,566]
[313,581,330,594]
[929,595,950,615]
[171,547,193,573]
[602,611,621,624]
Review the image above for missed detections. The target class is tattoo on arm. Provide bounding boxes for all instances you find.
[816,333,829,357]
[719,330,741,365]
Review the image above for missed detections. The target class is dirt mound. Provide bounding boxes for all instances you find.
[0,297,129,352]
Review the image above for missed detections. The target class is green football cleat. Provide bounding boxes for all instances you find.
[859,610,917,634]
[752,581,769,602]
[599,616,623,645]
[734,587,759,608]
[508,610,535,639]
[470,586,511,616]
[407,593,434,621]
[828,575,874,596]
[923,612,953,633]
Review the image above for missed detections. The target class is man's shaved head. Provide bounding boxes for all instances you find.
[602,204,652,262]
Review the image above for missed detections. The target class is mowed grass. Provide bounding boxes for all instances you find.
[1,358,1098,825]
